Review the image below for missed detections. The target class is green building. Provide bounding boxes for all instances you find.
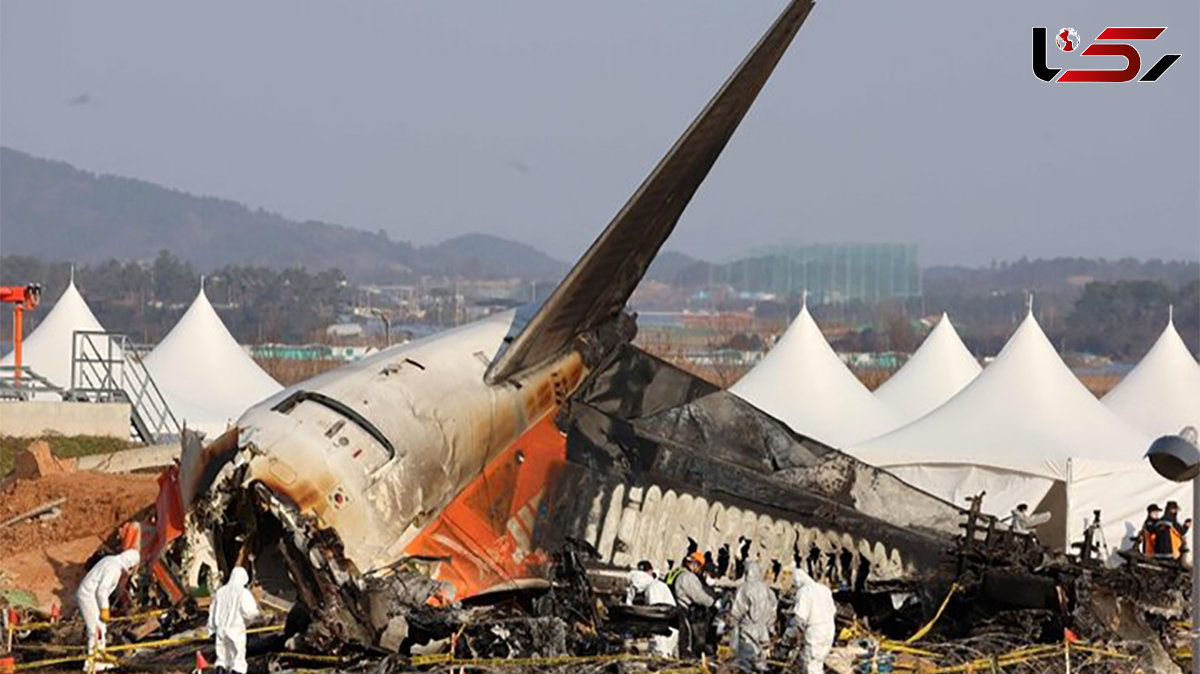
[715,243,921,304]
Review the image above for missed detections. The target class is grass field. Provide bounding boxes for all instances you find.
[0,434,138,477]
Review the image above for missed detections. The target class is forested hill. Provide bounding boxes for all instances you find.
[0,147,566,281]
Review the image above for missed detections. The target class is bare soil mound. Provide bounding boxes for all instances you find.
[0,471,158,550]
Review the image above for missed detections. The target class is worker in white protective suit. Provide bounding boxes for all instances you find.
[207,567,261,674]
[1007,503,1051,535]
[627,569,679,657]
[76,549,141,670]
[788,566,836,674]
[728,560,777,673]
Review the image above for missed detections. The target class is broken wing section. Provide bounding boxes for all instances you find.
[485,0,816,384]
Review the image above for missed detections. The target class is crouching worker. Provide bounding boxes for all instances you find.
[627,569,679,657]
[729,561,777,673]
[208,567,262,674]
[76,548,141,671]
[786,566,836,674]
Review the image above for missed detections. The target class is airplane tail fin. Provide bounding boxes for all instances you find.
[486,0,815,384]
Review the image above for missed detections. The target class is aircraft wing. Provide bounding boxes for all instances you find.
[485,0,815,385]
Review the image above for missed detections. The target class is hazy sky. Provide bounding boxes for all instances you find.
[2,1,1197,266]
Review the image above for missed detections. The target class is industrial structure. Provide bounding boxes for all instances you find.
[713,243,921,304]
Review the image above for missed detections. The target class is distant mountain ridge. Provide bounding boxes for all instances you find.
[0,147,567,282]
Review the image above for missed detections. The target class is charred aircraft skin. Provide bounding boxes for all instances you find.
[540,344,962,585]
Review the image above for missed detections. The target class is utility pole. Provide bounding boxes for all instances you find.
[371,309,392,348]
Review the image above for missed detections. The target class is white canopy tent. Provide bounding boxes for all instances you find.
[1103,314,1200,438]
[1,277,107,389]
[874,313,981,426]
[849,311,1167,553]
[730,304,903,448]
[144,286,282,438]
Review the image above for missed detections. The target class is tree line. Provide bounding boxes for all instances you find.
[1,252,354,345]
[2,252,1196,361]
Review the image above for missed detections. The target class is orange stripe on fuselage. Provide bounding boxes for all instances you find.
[403,415,567,601]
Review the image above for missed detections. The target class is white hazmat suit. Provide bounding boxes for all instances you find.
[790,567,836,674]
[207,567,261,674]
[729,561,777,673]
[76,549,141,658]
[627,570,678,657]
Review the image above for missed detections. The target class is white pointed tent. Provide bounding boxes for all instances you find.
[144,286,282,437]
[730,304,903,448]
[0,277,106,388]
[1103,313,1200,438]
[849,311,1168,553]
[874,313,981,425]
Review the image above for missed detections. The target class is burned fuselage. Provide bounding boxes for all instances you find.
[187,311,588,644]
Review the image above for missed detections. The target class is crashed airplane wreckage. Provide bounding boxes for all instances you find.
[84,0,1187,668]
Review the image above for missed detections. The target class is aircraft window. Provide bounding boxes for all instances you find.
[272,390,396,463]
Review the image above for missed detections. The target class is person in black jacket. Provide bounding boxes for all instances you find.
[1153,501,1192,559]
[1135,504,1161,555]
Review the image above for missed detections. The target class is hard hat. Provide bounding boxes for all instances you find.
[687,551,705,566]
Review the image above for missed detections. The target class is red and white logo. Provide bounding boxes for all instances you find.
[1055,28,1081,52]
[1033,27,1181,83]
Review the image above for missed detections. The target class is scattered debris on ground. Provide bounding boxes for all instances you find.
[2,517,1190,673]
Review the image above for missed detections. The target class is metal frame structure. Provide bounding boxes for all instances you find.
[71,330,180,443]
[0,365,63,401]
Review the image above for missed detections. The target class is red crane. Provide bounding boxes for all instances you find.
[0,284,42,383]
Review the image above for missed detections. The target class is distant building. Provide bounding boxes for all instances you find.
[712,243,921,304]
[326,323,365,338]
[250,343,377,362]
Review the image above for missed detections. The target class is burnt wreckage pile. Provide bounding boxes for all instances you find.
[539,344,1192,669]
[16,343,1183,673]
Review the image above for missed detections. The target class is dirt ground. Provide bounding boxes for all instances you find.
[0,471,158,613]
[0,471,158,551]
[0,535,104,612]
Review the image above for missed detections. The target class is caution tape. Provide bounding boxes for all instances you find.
[904,582,960,645]
[1069,642,1134,659]
[412,653,663,668]
[921,641,1134,674]
[274,651,351,664]
[102,623,283,654]
[8,624,285,671]
[13,654,91,671]
[4,620,1143,673]
[7,609,169,633]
